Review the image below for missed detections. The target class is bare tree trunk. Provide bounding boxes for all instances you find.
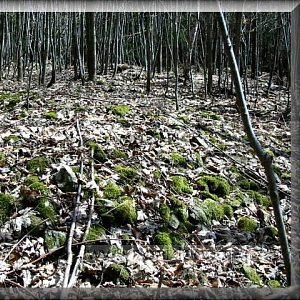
[86,12,96,82]
[217,4,291,286]
[145,12,151,93]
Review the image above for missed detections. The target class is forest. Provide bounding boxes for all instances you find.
[0,10,295,296]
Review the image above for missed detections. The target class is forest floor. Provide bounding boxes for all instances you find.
[0,66,291,293]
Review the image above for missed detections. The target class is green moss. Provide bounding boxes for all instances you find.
[268,280,281,287]
[196,179,209,192]
[201,191,219,201]
[169,197,188,221]
[241,265,261,285]
[104,263,129,285]
[169,232,184,248]
[195,153,203,166]
[111,104,131,116]
[113,196,137,225]
[3,135,19,144]
[111,149,127,159]
[154,232,174,259]
[36,197,57,221]
[217,143,227,150]
[0,193,15,224]
[264,149,275,158]
[264,225,278,238]
[23,176,40,185]
[29,182,50,194]
[87,141,108,163]
[159,204,171,223]
[200,175,230,197]
[114,165,139,182]
[209,136,217,144]
[87,224,106,240]
[223,204,234,219]
[103,182,123,199]
[170,175,193,194]
[45,111,58,119]
[0,153,6,166]
[28,215,46,236]
[74,106,87,112]
[198,199,224,222]
[238,216,258,233]
[117,118,130,127]
[27,156,49,173]
[247,191,271,207]
[180,221,194,233]
[237,177,259,191]
[201,111,220,120]
[171,152,187,168]
[96,79,105,85]
[281,173,291,180]
[153,170,161,180]
[179,115,190,123]
[44,230,66,250]
[103,134,110,140]
[272,165,282,177]
[229,166,239,173]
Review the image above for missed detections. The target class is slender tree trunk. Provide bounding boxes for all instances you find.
[86,12,96,82]
[218,4,291,286]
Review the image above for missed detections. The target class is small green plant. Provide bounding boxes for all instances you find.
[272,164,282,177]
[209,136,217,144]
[111,105,131,116]
[195,153,203,166]
[179,115,190,123]
[28,215,46,236]
[113,196,137,225]
[45,111,58,119]
[0,153,6,166]
[241,265,261,285]
[96,79,105,85]
[238,216,258,233]
[27,156,49,173]
[154,232,174,259]
[264,149,275,158]
[247,191,271,207]
[23,176,40,185]
[281,173,291,180]
[171,152,188,168]
[74,106,87,112]
[201,111,220,120]
[103,182,123,199]
[3,135,19,144]
[217,143,227,150]
[170,175,193,194]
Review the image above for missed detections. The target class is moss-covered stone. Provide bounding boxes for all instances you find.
[45,230,67,250]
[178,221,194,233]
[169,196,188,221]
[198,199,224,222]
[200,175,230,197]
[241,265,261,285]
[87,141,108,163]
[196,179,209,192]
[159,204,171,223]
[28,215,46,236]
[237,177,259,191]
[171,152,188,168]
[103,182,123,199]
[113,196,137,225]
[36,197,57,221]
[104,263,129,285]
[154,232,174,259]
[264,225,278,238]
[23,175,40,185]
[27,156,49,173]
[111,104,131,116]
[0,193,15,224]
[170,175,193,194]
[44,111,58,119]
[223,204,234,219]
[238,216,258,233]
[169,232,185,248]
[114,165,139,182]
[247,190,271,207]
[3,135,19,144]
[201,191,219,201]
